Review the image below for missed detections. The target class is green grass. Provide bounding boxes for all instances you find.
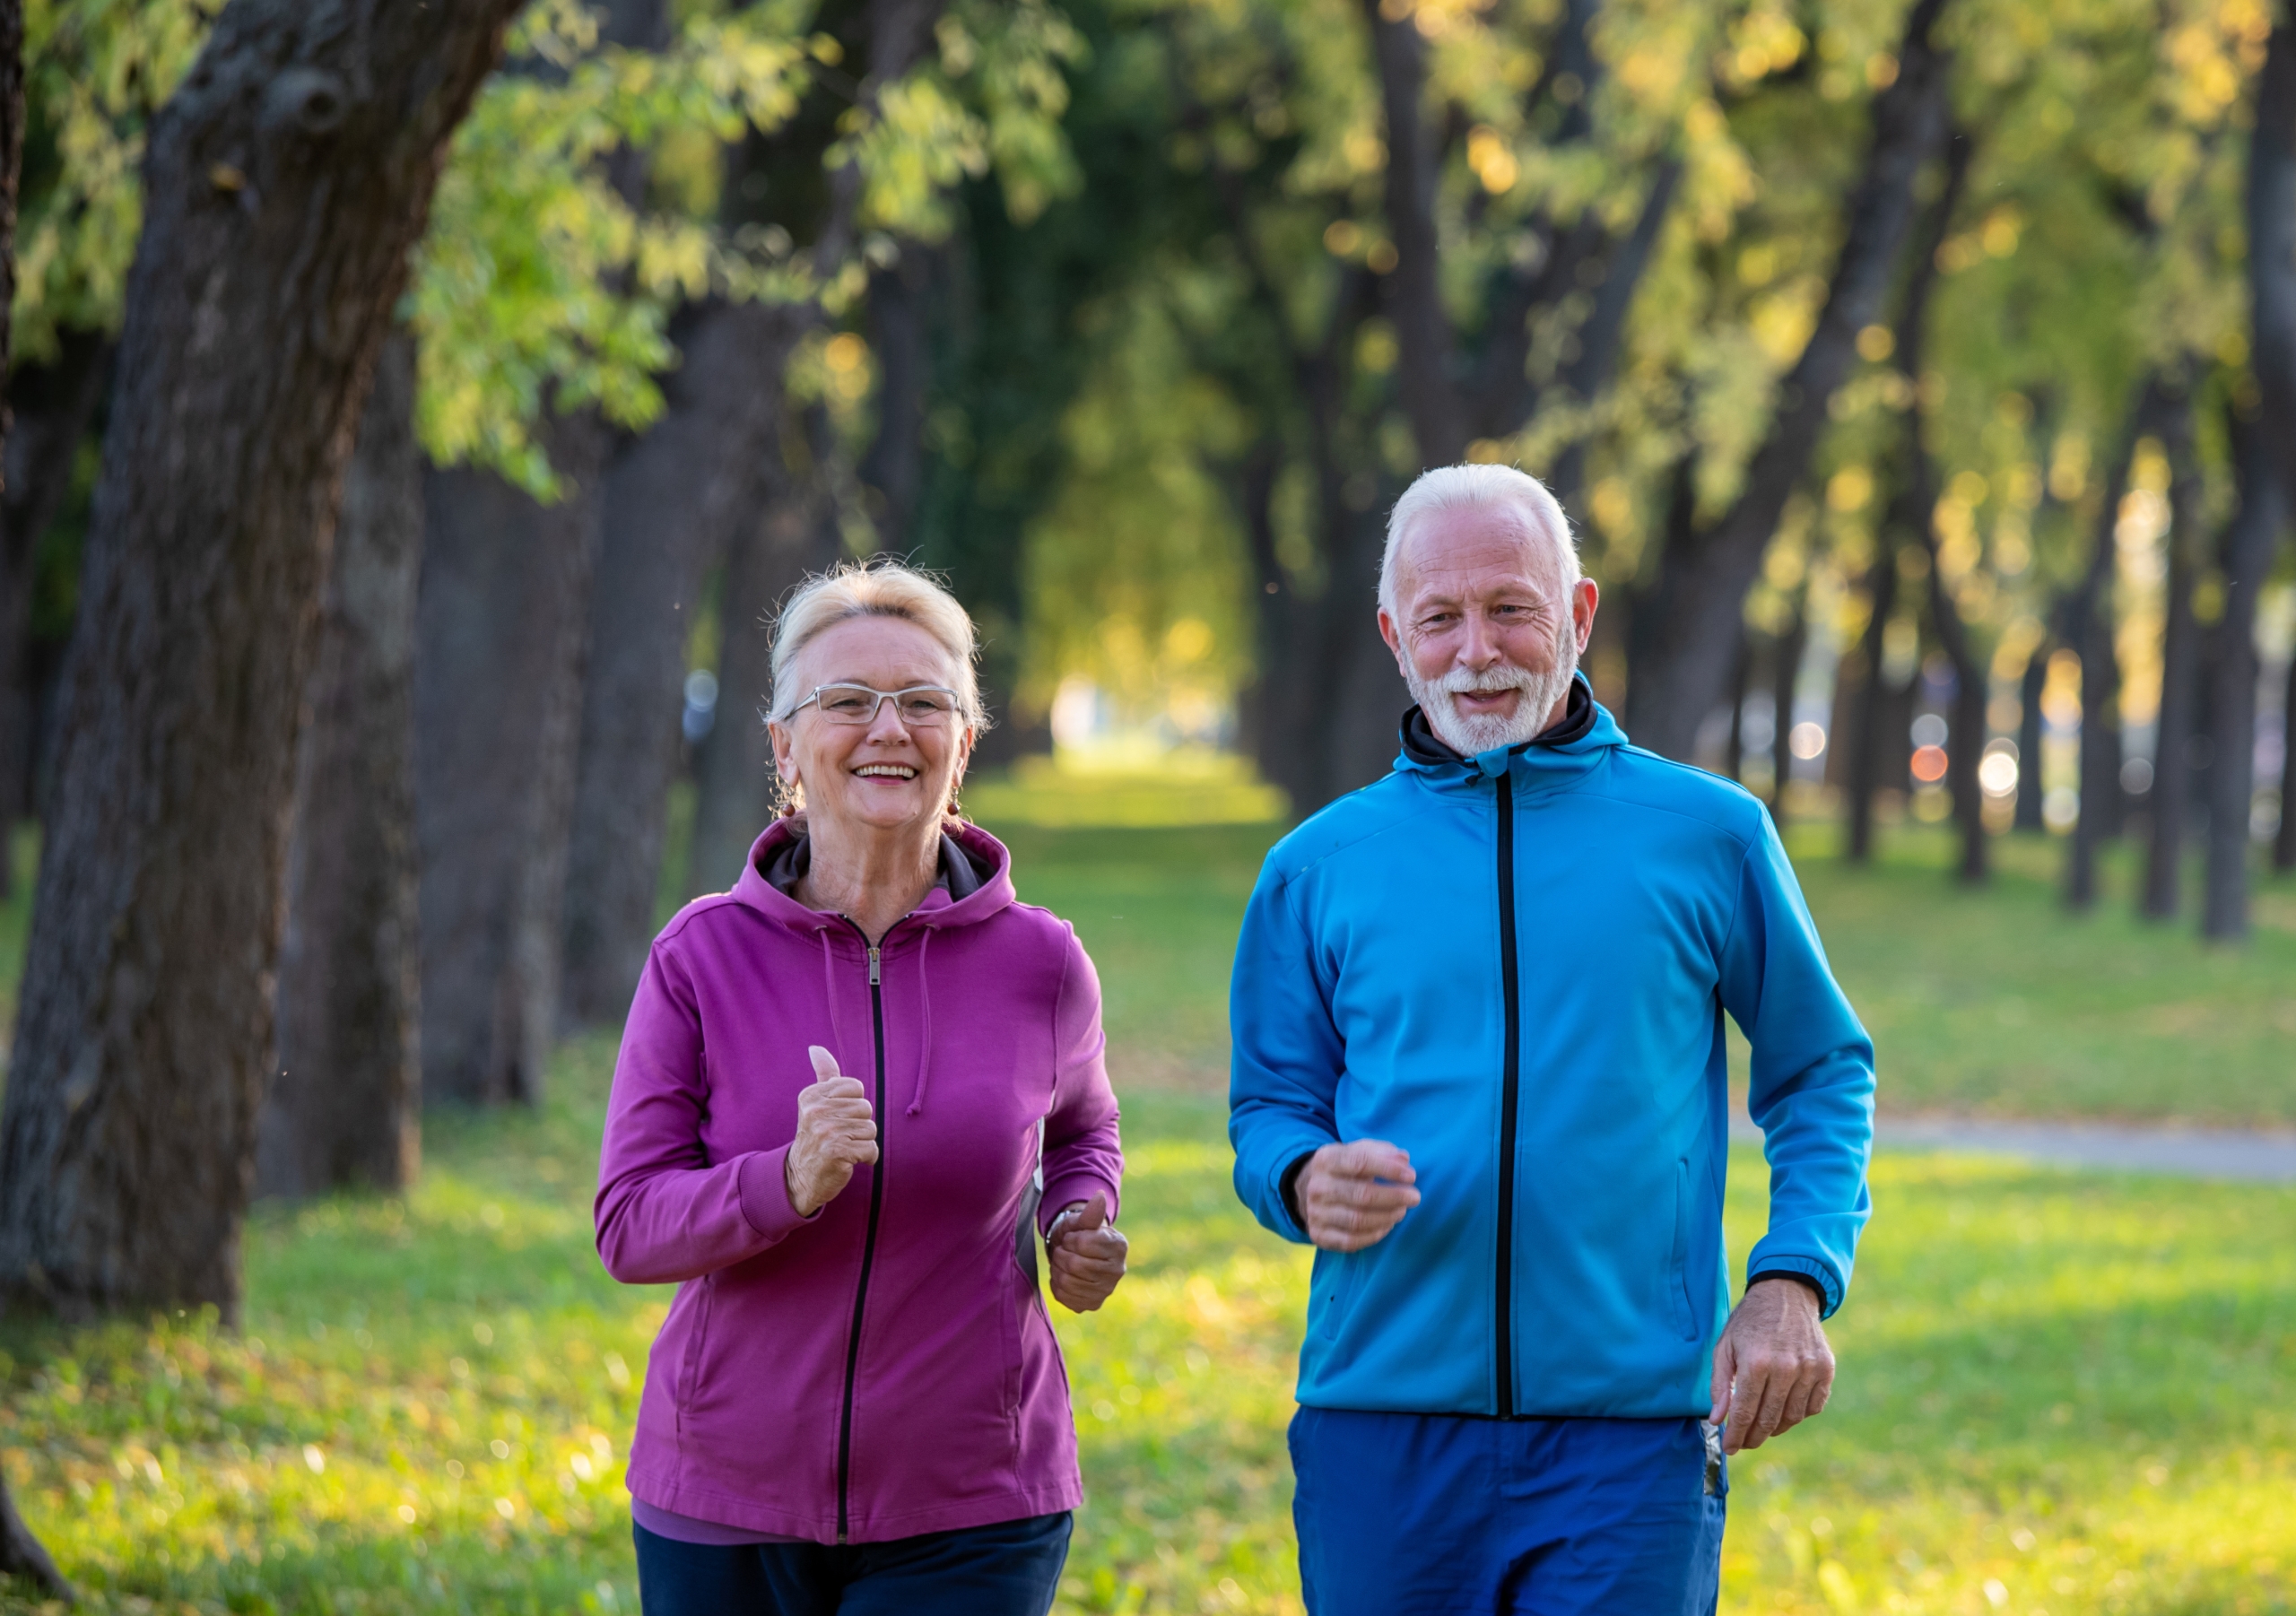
[4,801,2296,1612]
[6,1055,2295,1614]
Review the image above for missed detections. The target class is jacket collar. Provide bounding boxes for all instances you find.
[732,815,1017,936]
[1394,673,1626,791]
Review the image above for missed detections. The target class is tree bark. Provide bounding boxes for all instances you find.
[2200,406,2283,937]
[561,300,812,1021]
[1622,0,1953,760]
[257,334,422,1198]
[0,0,520,1320]
[414,425,604,1109]
[2141,395,2204,918]
[1769,605,1805,822]
[1363,0,1465,467]
[1722,639,1751,781]
[2065,374,2177,908]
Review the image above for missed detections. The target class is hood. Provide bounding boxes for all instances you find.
[729,815,1019,937]
[1393,673,1628,795]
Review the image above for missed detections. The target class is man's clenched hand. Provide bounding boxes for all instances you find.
[785,1046,880,1217]
[1047,1192,1127,1312]
[1296,1140,1420,1252]
[1709,1278,1834,1455]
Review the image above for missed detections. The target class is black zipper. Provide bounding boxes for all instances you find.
[1493,769,1520,1419]
[834,925,890,1543]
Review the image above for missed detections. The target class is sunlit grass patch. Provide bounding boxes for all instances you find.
[965,753,1287,830]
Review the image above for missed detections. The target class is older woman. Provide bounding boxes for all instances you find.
[596,561,1127,1615]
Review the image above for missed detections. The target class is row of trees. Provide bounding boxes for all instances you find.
[0,0,2291,1591]
[0,4,2292,1586]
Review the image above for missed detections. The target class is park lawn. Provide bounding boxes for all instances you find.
[982,810,2296,1127]
[4,1051,2295,1615]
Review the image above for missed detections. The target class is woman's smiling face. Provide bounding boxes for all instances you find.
[770,614,973,833]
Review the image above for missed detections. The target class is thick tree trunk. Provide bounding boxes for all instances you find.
[1623,0,1953,759]
[257,334,422,1198]
[2200,409,2283,938]
[1769,607,1805,822]
[561,300,813,1021]
[2142,400,2204,918]
[2066,376,2176,908]
[1364,0,1465,467]
[0,0,518,1320]
[0,330,111,848]
[414,428,604,1108]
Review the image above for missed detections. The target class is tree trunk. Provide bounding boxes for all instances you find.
[1769,605,1805,822]
[1846,538,1902,864]
[2278,647,2296,873]
[2200,407,2284,938]
[2066,375,2177,908]
[2013,643,2047,830]
[414,429,604,1109]
[0,330,111,852]
[1722,639,1751,781]
[560,300,811,1025]
[2141,397,2204,918]
[257,334,422,1198]
[688,442,841,894]
[1623,0,1953,759]
[2252,4,2296,878]
[0,0,519,1321]
[0,0,74,1588]
[0,1465,72,1603]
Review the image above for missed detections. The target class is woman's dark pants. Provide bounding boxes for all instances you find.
[633,1512,1072,1616]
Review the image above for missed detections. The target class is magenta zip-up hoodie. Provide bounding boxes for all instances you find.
[596,818,1122,1544]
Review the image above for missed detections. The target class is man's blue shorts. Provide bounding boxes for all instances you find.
[1289,1406,1725,1616]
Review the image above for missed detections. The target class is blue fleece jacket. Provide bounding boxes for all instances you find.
[1229,685,1874,1419]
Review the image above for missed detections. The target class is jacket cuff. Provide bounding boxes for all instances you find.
[1745,1255,1843,1318]
[1040,1173,1120,1234]
[736,1146,816,1243]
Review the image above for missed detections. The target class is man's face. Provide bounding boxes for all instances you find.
[1378,501,1599,754]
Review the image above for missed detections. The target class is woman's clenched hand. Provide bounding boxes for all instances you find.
[1046,1192,1127,1312]
[785,1046,880,1217]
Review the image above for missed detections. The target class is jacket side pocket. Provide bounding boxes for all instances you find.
[674,1275,716,1448]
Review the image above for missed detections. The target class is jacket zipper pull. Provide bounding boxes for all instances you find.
[868,945,881,986]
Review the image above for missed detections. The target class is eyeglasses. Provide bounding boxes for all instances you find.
[789,682,963,727]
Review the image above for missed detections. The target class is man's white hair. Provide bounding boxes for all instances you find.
[1378,464,1579,619]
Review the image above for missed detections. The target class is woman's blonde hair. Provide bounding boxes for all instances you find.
[768,560,986,725]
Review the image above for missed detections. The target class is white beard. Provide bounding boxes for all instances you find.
[1407,633,1578,757]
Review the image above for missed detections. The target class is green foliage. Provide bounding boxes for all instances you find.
[408,2,820,495]
[13,0,219,363]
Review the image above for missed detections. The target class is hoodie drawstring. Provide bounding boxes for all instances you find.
[907,927,935,1116]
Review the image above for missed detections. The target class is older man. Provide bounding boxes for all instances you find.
[1229,464,1874,1614]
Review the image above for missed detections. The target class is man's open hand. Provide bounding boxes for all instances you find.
[1709,1278,1834,1455]
[1296,1140,1420,1252]
[1047,1192,1127,1312]
[785,1046,880,1217]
